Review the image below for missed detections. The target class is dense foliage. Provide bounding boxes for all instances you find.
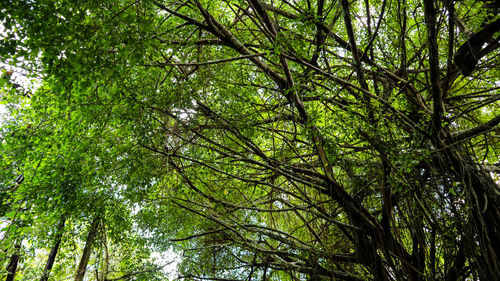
[1,0,499,280]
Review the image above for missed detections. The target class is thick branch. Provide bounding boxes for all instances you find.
[248,0,278,36]
[423,0,443,133]
[340,0,372,120]
[452,115,500,142]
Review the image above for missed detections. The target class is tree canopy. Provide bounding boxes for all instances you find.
[0,0,499,280]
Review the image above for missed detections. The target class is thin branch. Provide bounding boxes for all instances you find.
[151,53,265,67]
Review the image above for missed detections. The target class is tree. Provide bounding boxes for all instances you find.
[39,217,65,281]
[5,242,21,281]
[75,217,99,281]
[1,0,499,280]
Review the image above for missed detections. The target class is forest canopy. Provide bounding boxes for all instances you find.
[0,0,499,280]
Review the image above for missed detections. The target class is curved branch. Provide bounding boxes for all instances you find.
[452,115,500,142]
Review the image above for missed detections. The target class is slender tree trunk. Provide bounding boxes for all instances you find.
[74,217,99,281]
[5,241,21,281]
[40,218,66,281]
[101,224,109,281]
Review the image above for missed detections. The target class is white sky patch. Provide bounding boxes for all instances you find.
[152,250,179,279]
[1,20,43,88]
[0,104,6,123]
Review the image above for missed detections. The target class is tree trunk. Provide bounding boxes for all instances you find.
[5,241,21,281]
[40,218,66,281]
[74,217,99,281]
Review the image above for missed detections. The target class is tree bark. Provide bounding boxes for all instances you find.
[74,217,99,281]
[40,218,66,281]
[5,241,21,281]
